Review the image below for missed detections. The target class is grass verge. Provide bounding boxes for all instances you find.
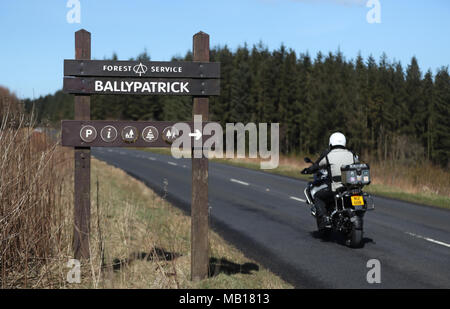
[363,184,450,209]
[70,158,293,289]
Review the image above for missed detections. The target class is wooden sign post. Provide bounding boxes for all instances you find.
[64,30,219,281]
[191,32,210,281]
[73,29,91,260]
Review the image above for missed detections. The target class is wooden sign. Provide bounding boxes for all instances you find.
[64,60,220,78]
[61,120,211,147]
[64,29,216,281]
[63,77,220,96]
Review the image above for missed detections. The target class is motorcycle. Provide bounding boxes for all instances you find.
[303,157,375,248]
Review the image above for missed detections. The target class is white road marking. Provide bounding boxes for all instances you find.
[182,165,187,168]
[230,178,249,186]
[168,161,178,166]
[148,157,156,161]
[405,232,450,248]
[290,196,306,203]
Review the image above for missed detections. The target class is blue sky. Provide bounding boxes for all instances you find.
[1,0,449,99]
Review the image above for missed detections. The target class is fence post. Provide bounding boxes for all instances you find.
[191,31,210,281]
[73,29,91,260]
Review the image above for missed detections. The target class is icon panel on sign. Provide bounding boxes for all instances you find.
[162,126,180,144]
[121,126,138,143]
[80,125,97,143]
[100,125,118,143]
[142,126,159,143]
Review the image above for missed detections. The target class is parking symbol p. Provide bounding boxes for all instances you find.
[80,125,97,143]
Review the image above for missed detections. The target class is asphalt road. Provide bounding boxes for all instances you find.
[92,148,450,288]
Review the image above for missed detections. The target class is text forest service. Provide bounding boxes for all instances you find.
[64,59,220,78]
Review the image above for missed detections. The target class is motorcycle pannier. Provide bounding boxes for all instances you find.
[340,163,371,186]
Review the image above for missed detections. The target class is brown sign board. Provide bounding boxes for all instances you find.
[63,77,220,96]
[64,60,220,79]
[61,120,212,148]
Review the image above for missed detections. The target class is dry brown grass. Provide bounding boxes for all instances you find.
[0,86,22,122]
[69,159,291,289]
[369,160,450,197]
[0,109,73,288]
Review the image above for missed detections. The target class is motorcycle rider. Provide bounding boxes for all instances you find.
[301,132,359,229]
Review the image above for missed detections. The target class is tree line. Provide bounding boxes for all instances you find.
[23,44,450,167]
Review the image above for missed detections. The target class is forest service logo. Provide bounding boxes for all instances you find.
[101,62,148,76]
[133,62,148,76]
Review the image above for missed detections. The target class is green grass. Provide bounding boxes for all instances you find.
[364,184,450,209]
[139,148,450,210]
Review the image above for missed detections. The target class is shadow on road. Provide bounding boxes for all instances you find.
[112,247,182,271]
[310,231,375,248]
[209,257,259,277]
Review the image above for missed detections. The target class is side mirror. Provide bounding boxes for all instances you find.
[304,157,312,164]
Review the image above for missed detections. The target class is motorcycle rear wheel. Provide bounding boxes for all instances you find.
[347,227,363,248]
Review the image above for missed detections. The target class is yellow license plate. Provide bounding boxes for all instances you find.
[351,195,364,206]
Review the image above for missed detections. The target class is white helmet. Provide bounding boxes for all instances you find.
[329,132,346,147]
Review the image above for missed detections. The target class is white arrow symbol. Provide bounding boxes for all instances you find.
[189,129,202,141]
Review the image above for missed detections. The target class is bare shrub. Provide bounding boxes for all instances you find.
[0,100,72,288]
[0,87,22,126]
